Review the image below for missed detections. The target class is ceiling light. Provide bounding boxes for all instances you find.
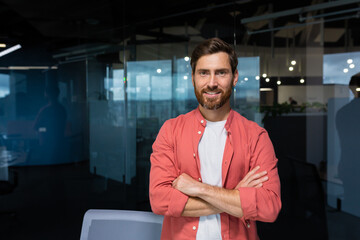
[184,56,190,61]
[356,88,360,92]
[289,66,294,71]
[277,80,281,85]
[157,68,162,73]
[183,76,188,80]
[6,66,53,70]
[343,68,349,73]
[244,77,248,81]
[291,60,296,65]
[300,78,305,84]
[260,88,273,91]
[262,73,267,78]
[0,44,21,57]
[0,44,6,48]
[349,64,355,69]
[265,78,270,82]
[347,59,353,64]
[255,76,260,80]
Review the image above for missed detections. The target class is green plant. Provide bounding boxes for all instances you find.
[260,102,296,123]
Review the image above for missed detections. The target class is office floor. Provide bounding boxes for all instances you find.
[0,161,359,240]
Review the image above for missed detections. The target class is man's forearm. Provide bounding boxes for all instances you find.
[181,197,222,217]
[197,184,243,218]
[173,173,243,218]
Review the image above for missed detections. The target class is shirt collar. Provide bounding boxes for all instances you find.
[194,106,234,132]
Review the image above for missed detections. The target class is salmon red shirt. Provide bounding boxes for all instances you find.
[149,107,281,240]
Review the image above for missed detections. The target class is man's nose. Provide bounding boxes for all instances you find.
[208,74,218,88]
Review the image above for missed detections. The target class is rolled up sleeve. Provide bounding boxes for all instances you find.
[149,120,189,217]
[238,129,282,222]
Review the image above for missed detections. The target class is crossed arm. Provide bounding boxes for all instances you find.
[172,166,268,218]
[149,121,281,221]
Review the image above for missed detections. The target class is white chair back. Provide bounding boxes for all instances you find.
[80,209,163,240]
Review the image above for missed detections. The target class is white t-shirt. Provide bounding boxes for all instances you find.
[196,119,227,240]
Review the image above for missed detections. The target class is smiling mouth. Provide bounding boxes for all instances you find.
[203,91,221,99]
[204,91,221,95]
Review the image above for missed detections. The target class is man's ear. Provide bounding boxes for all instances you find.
[233,69,239,87]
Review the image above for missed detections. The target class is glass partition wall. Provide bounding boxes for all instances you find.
[87,52,261,209]
[1,1,360,239]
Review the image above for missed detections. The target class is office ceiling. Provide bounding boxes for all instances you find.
[1,0,360,60]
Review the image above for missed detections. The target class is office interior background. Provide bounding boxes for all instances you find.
[0,0,360,239]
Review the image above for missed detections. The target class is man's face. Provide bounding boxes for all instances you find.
[192,52,238,110]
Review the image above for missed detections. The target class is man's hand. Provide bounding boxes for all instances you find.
[172,173,201,197]
[235,166,268,189]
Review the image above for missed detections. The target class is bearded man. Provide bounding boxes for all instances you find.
[149,37,281,240]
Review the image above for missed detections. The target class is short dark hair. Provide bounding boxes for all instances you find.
[190,38,238,74]
[350,74,360,87]
[350,74,360,97]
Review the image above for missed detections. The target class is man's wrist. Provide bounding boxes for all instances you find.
[197,182,213,199]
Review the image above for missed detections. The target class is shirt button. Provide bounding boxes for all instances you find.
[193,153,196,157]
[198,131,201,134]
[192,226,196,230]
[198,178,201,182]
[200,120,204,123]
[225,161,227,165]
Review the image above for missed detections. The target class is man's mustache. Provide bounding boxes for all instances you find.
[201,86,223,93]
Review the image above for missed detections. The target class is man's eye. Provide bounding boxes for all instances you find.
[217,71,226,76]
[199,71,208,76]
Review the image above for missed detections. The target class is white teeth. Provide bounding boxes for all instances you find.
[206,92,219,95]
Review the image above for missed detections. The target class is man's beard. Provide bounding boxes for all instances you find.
[194,81,233,110]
